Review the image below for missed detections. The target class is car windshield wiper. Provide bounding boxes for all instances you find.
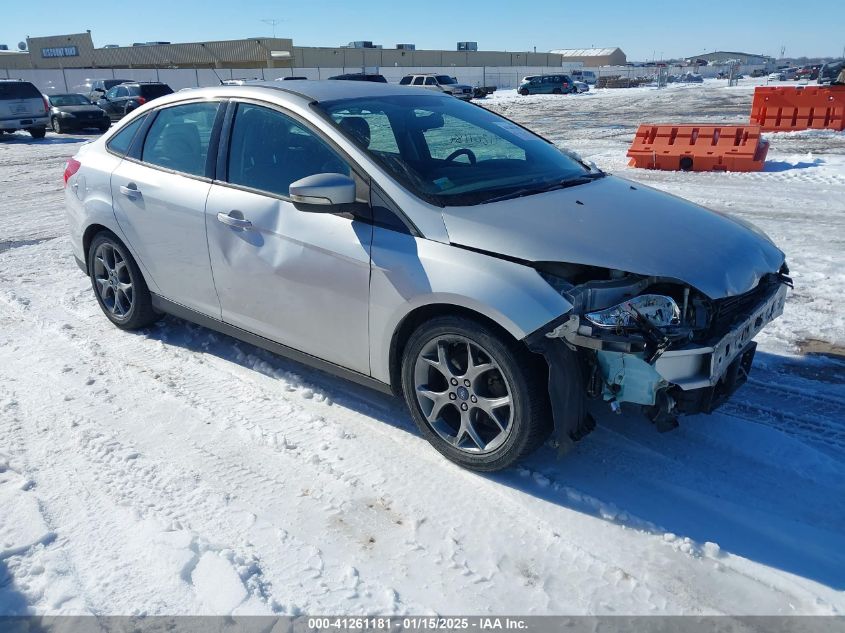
[481,171,605,204]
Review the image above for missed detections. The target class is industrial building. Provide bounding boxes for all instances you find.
[0,31,624,70]
[549,47,627,67]
[686,51,773,66]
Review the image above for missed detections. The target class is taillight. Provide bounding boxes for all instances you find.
[43,95,50,113]
[136,96,146,105]
[64,158,81,186]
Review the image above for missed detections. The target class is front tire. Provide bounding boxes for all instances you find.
[401,316,551,471]
[88,232,159,330]
[519,88,530,96]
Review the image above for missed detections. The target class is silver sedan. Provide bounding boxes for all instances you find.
[63,81,789,471]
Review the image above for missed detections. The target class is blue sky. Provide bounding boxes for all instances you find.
[3,0,843,61]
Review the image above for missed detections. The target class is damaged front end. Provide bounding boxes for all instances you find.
[526,262,791,445]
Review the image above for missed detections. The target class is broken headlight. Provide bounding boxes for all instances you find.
[585,294,680,330]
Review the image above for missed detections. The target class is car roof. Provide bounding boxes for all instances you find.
[208,80,442,102]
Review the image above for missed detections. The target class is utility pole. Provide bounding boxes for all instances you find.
[260,19,282,39]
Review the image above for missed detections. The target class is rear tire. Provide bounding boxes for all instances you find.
[29,127,46,139]
[401,315,551,471]
[87,232,160,330]
[52,117,64,134]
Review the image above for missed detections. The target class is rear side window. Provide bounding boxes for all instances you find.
[106,115,148,156]
[399,76,412,85]
[412,77,424,85]
[0,81,41,100]
[141,102,220,176]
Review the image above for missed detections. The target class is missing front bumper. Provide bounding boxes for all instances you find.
[536,280,787,428]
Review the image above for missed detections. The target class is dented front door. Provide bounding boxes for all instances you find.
[204,183,373,375]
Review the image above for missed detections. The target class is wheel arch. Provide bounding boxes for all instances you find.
[388,302,534,398]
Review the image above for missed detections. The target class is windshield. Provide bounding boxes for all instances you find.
[318,94,591,206]
[435,75,457,85]
[49,94,91,106]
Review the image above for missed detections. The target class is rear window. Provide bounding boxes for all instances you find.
[129,84,173,99]
[0,81,42,100]
[399,76,412,85]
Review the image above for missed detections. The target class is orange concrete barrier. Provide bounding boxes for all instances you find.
[750,85,845,132]
[627,124,769,172]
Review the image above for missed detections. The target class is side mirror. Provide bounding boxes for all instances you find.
[289,173,356,208]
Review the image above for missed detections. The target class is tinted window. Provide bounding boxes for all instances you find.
[0,81,41,100]
[424,77,437,86]
[399,76,412,85]
[107,114,147,156]
[435,75,456,84]
[115,86,129,98]
[412,77,424,85]
[227,103,349,198]
[141,102,220,176]
[105,87,120,99]
[139,84,173,99]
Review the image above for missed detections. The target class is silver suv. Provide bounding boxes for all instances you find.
[64,81,789,471]
[399,73,474,100]
[0,79,50,138]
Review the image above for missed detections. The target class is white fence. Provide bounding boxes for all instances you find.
[0,63,770,94]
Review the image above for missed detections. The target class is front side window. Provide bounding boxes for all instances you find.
[319,94,590,206]
[115,86,129,98]
[141,102,220,176]
[227,103,349,198]
[105,87,120,100]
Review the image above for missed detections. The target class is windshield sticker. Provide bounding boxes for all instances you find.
[433,177,453,189]
[493,121,539,142]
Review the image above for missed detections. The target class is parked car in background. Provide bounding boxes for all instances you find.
[328,73,388,83]
[818,60,845,85]
[679,72,704,83]
[64,80,790,471]
[573,81,590,93]
[795,65,821,81]
[48,93,110,133]
[768,71,786,82]
[86,78,132,103]
[517,74,575,95]
[399,74,474,100]
[0,79,49,138]
[96,81,173,121]
[570,69,597,85]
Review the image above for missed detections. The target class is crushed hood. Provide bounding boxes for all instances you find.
[441,175,785,299]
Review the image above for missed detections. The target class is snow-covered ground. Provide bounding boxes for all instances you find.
[1,78,844,616]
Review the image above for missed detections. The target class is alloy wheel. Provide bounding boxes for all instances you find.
[413,335,514,454]
[92,242,134,319]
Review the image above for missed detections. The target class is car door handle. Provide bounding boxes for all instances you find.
[119,184,140,198]
[216,212,253,230]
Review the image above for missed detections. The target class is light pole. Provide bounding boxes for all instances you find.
[260,19,282,39]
